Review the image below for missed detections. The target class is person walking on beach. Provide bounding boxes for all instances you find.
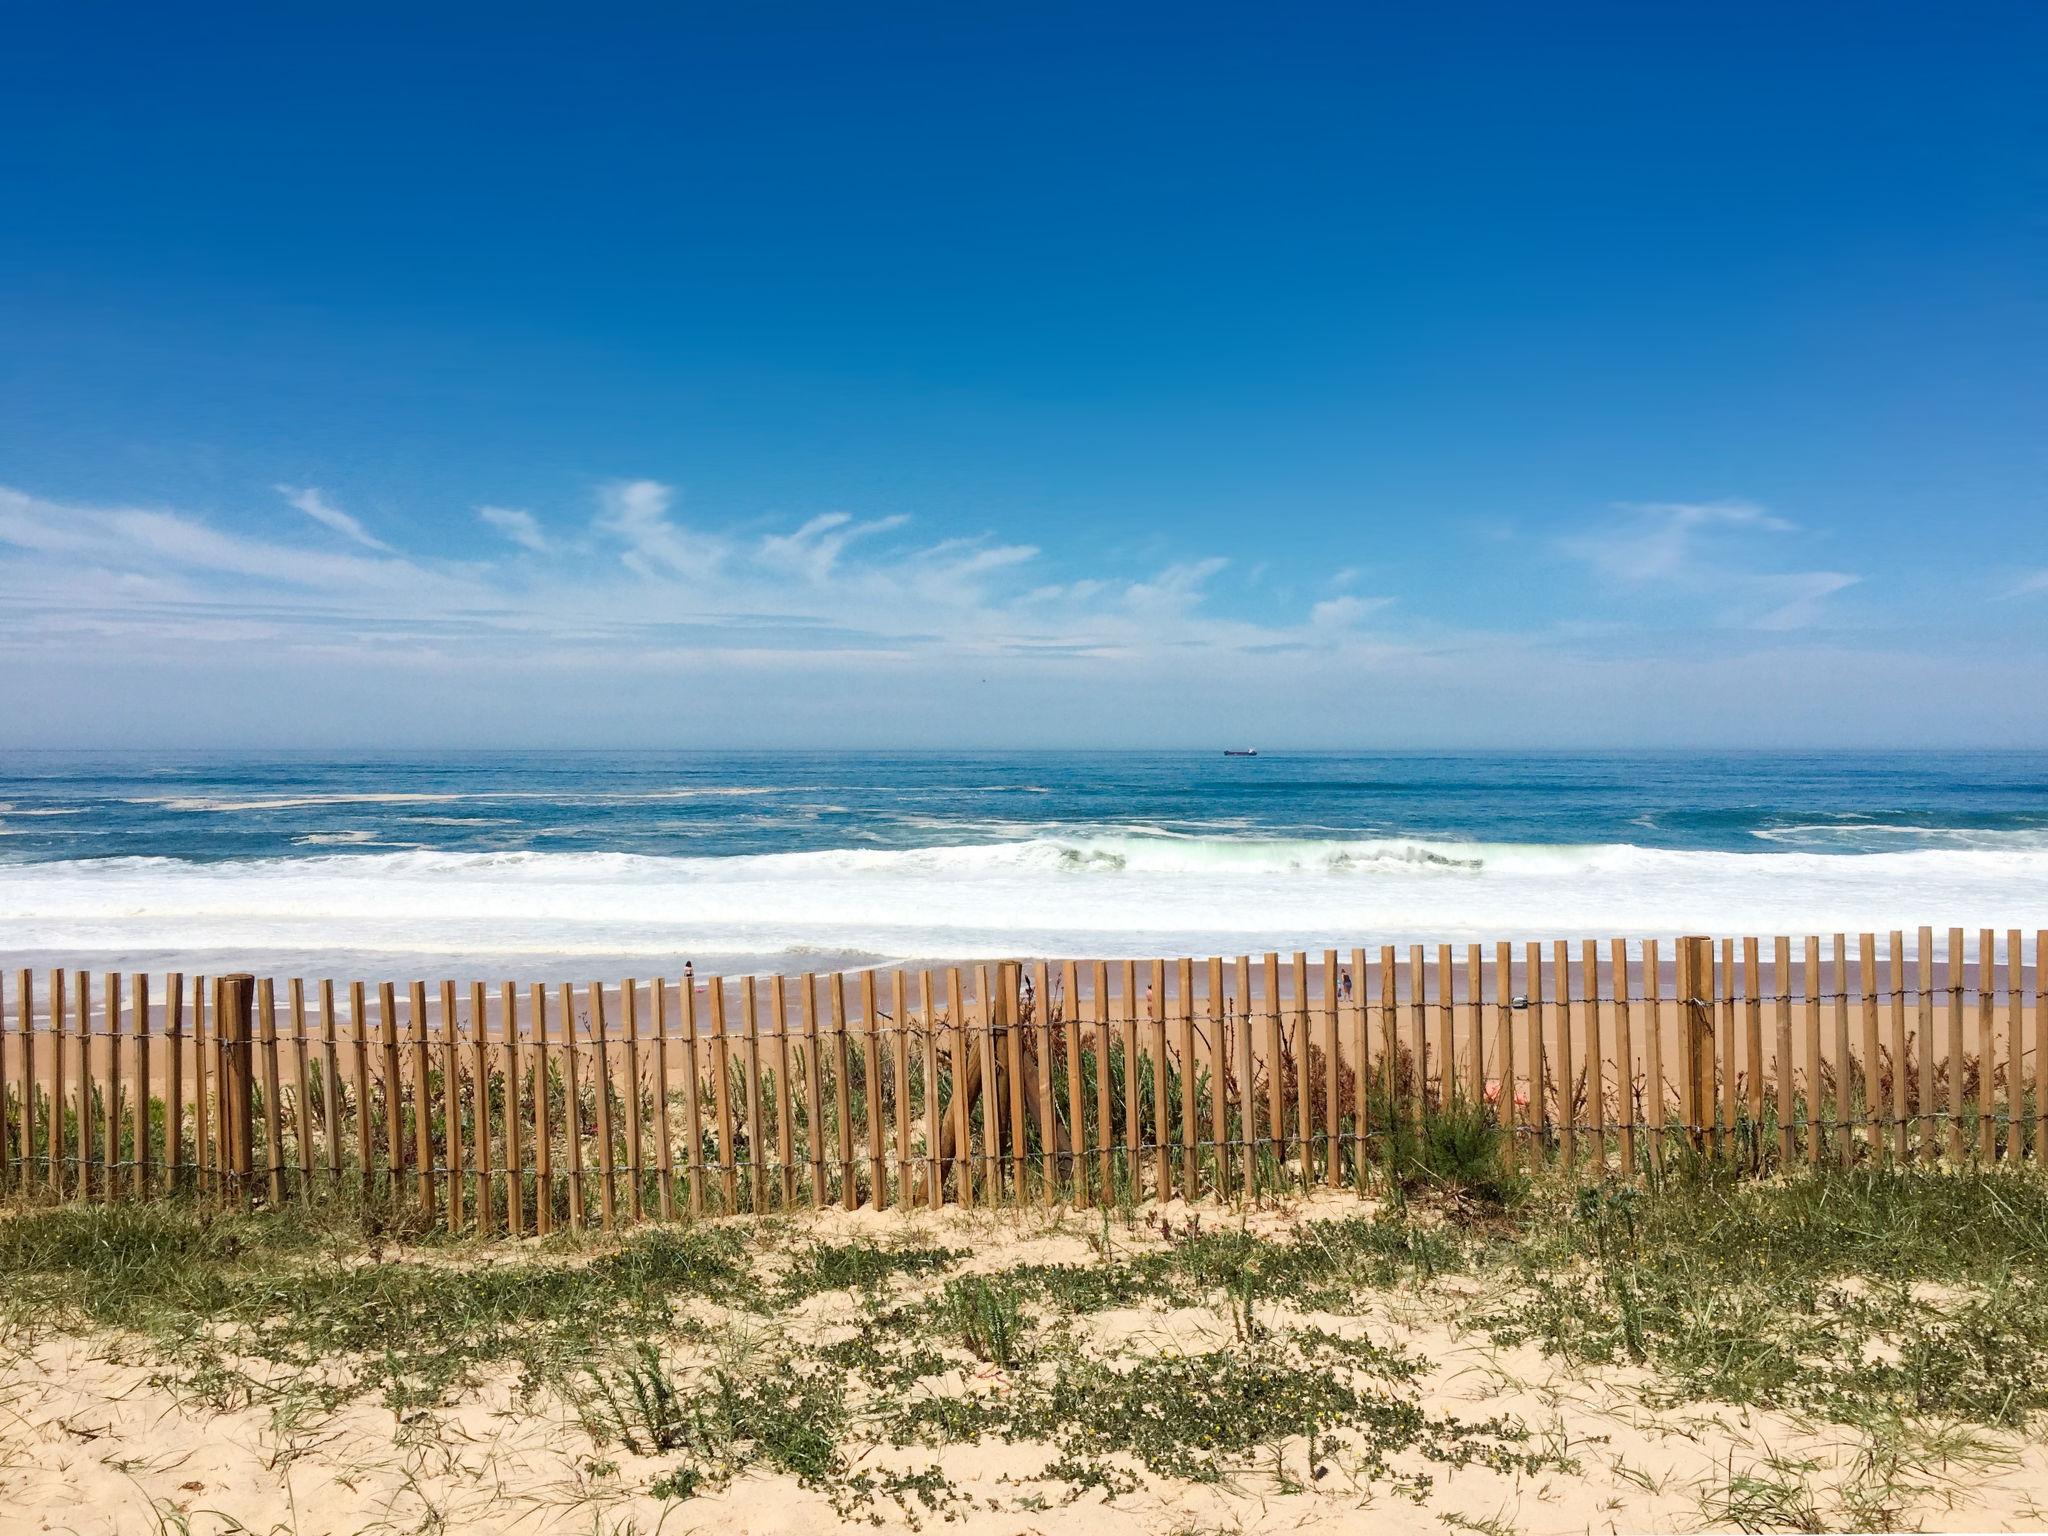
[684,960,694,991]
[1339,968,1353,1002]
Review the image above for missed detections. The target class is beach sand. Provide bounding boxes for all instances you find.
[5,1193,2047,1533]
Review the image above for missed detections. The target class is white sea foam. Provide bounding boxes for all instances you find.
[4,834,2046,974]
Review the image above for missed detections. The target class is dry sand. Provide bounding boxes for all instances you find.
[4,1194,2047,1534]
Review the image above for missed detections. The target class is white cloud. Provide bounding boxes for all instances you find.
[758,511,909,584]
[1560,499,1795,584]
[595,480,727,579]
[478,505,549,553]
[1557,498,1854,632]
[276,485,393,552]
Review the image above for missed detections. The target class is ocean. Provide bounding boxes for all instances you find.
[1,750,2044,978]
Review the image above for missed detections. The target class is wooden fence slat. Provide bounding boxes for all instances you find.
[1523,943,1545,1149]
[895,969,915,1207]
[948,967,972,1207]
[838,970,862,1210]
[1858,934,1881,1160]
[917,969,940,1212]
[472,981,496,1231]
[1409,946,1428,1135]
[0,970,10,1191]
[288,978,311,1198]
[1173,956,1194,1198]
[1946,926,1965,1161]
[440,981,463,1227]
[258,978,284,1205]
[773,974,796,1210]
[1145,957,1166,1198]
[502,982,522,1238]
[347,981,369,1191]
[103,972,121,1200]
[1611,938,1634,1171]
[1038,961,1060,1206]
[588,980,612,1230]
[1890,931,1910,1162]
[679,975,704,1219]
[533,982,554,1236]
[997,964,1022,1201]
[75,972,91,1200]
[196,976,213,1199]
[16,970,33,1184]
[1435,944,1454,1123]
[376,982,401,1199]
[1287,951,1308,1190]
[861,970,886,1210]
[739,977,764,1213]
[1507,946,1523,1163]
[1771,937,1793,1165]
[562,981,586,1230]
[1803,937,1822,1164]
[1979,930,1997,1162]
[317,979,338,1191]
[800,972,823,1208]
[167,972,187,1194]
[50,970,67,1198]
[1066,960,1088,1207]
[408,981,434,1215]
[2035,930,2047,1164]
[1353,946,1372,1190]
[1917,928,1936,1161]
[132,972,152,1197]
[1832,935,1851,1167]
[2007,929,2024,1163]
[1263,953,1284,1174]
[1320,950,1339,1188]
[1639,939,1660,1159]
[1093,961,1112,1200]
[650,977,675,1221]
[709,977,736,1214]
[1549,943,1572,1165]
[623,979,646,1224]
[1206,955,1227,1200]
[1466,944,1485,1106]
[1381,946,1400,1148]
[1235,955,1256,1195]
[1583,939,1605,1168]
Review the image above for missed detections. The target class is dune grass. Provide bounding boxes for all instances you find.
[4,1158,2047,1529]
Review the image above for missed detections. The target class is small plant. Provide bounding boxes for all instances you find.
[940,1275,1028,1368]
[584,1343,695,1454]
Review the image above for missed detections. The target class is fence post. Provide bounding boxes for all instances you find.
[217,974,256,1201]
[1678,938,1713,1149]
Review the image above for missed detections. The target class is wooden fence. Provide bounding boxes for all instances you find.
[1,926,2043,1231]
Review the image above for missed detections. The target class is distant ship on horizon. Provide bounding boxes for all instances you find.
[1222,748,1258,757]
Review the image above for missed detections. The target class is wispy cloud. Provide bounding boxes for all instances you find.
[1558,499,1855,631]
[1560,499,1796,584]
[276,485,393,552]
[595,480,727,580]
[0,481,1412,679]
[478,505,549,553]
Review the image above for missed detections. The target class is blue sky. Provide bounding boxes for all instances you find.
[2,2,2043,747]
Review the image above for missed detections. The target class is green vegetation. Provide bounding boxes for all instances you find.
[4,1163,2047,1528]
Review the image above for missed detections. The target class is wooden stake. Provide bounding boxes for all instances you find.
[800,972,824,1208]
[861,970,885,1210]
[408,982,435,1215]
[622,979,646,1224]
[288,978,312,1199]
[1066,960,1088,1207]
[561,981,585,1230]
[587,980,611,1230]
[471,981,495,1232]
[652,977,675,1220]
[709,977,735,1213]
[502,982,523,1237]
[679,975,705,1219]
[533,982,554,1235]
[773,974,795,1210]
[259,978,284,1205]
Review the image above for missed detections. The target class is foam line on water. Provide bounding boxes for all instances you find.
[5,835,2048,970]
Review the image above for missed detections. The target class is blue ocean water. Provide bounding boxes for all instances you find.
[1,750,2044,975]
